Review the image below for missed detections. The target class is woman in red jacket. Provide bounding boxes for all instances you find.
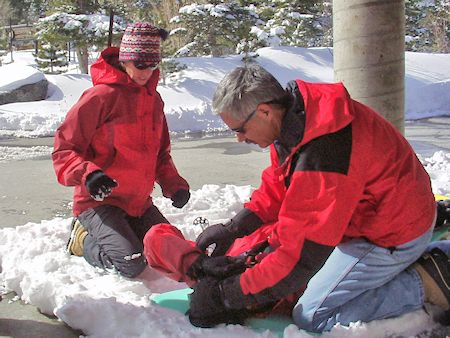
[52,22,190,279]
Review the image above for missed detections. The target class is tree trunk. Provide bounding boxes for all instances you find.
[333,0,405,133]
[108,9,114,48]
[76,46,89,74]
[208,30,220,57]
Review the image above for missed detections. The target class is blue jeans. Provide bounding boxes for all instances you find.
[292,223,435,333]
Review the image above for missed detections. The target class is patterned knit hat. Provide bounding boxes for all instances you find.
[119,22,168,63]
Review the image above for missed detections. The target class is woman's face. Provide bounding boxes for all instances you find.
[122,61,158,86]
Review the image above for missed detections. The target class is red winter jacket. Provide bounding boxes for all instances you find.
[223,80,436,306]
[52,47,188,217]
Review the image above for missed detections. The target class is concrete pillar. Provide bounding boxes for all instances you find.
[333,0,405,133]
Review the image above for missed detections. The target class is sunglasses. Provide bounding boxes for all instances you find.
[230,109,257,134]
[229,99,281,134]
[133,61,159,70]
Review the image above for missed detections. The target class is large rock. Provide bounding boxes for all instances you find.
[0,79,48,105]
[0,63,48,105]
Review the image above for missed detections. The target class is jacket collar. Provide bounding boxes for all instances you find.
[275,81,306,163]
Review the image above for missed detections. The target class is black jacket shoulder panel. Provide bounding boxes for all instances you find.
[294,123,352,175]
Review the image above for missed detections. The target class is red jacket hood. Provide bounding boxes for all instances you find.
[295,80,354,147]
[90,47,160,92]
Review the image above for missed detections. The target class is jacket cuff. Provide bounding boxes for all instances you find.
[228,208,263,237]
[82,163,103,185]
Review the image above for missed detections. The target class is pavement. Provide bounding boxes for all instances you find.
[0,116,449,337]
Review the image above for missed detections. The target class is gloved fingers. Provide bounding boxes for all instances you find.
[171,189,190,208]
[195,223,225,249]
[210,243,230,257]
[172,199,187,208]
[195,237,208,252]
[91,189,107,201]
[100,185,112,195]
[107,178,118,188]
[91,184,115,201]
[196,231,215,251]
[204,257,246,278]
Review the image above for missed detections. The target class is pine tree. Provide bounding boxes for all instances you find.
[35,0,127,73]
[170,2,259,57]
[405,0,429,51]
[251,0,332,48]
[0,28,9,65]
[405,0,449,52]
[35,42,68,73]
[420,0,449,53]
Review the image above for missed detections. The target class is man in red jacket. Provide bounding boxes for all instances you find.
[144,64,449,330]
[52,22,190,279]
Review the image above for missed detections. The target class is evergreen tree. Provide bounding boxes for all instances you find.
[405,0,430,51]
[0,0,13,25]
[35,0,127,73]
[419,0,449,53]
[170,2,259,57]
[250,0,332,48]
[6,0,48,24]
[0,28,9,65]
[0,1,12,65]
[35,42,68,73]
[405,0,448,52]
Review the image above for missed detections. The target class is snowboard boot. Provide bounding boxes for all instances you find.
[67,218,87,257]
[414,248,450,311]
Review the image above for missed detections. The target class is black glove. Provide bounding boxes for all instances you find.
[188,277,248,328]
[171,189,190,208]
[85,170,118,201]
[195,223,236,257]
[436,200,450,228]
[186,255,247,281]
[196,209,263,256]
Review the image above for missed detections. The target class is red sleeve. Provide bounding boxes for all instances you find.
[240,170,361,296]
[245,144,285,223]
[52,89,104,187]
[155,115,189,198]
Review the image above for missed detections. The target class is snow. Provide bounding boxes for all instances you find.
[0,63,46,92]
[1,183,449,337]
[0,47,449,337]
[1,47,449,137]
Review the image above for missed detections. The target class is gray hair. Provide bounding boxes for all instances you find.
[212,63,287,120]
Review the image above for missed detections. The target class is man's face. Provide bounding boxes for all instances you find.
[221,104,281,148]
[122,61,158,86]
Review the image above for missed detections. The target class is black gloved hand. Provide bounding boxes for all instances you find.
[436,200,450,228]
[171,189,190,208]
[188,277,247,328]
[186,255,247,281]
[196,223,236,257]
[196,209,263,257]
[85,170,118,201]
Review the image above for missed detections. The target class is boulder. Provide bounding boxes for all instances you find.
[0,78,48,105]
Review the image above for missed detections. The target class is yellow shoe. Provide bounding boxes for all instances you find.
[66,219,87,256]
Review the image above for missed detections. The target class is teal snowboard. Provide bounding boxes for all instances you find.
[152,288,296,338]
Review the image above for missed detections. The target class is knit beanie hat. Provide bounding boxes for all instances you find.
[119,22,168,63]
